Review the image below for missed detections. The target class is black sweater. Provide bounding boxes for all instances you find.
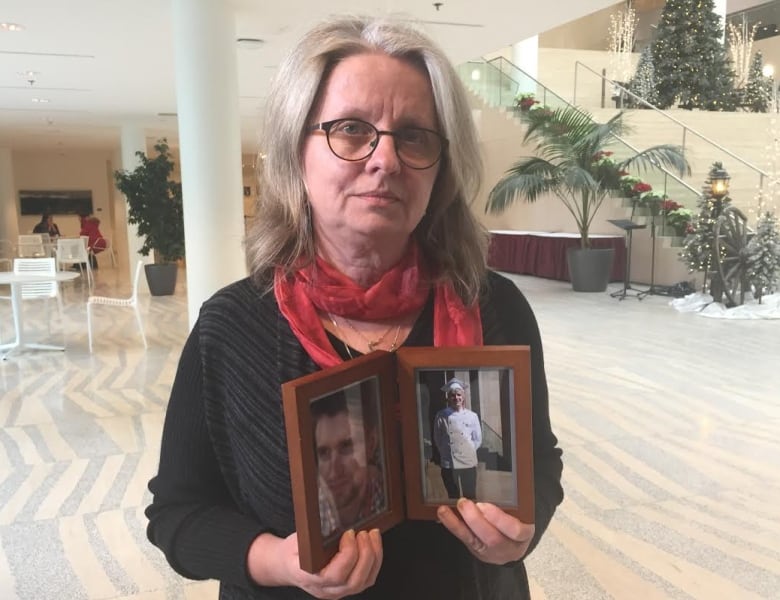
[146,271,563,600]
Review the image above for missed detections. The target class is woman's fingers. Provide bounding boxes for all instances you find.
[300,528,383,599]
[437,499,535,564]
[475,501,532,542]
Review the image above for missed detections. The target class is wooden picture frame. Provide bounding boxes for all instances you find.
[281,351,404,573]
[396,346,534,523]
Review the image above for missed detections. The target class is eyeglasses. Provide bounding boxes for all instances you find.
[308,118,447,170]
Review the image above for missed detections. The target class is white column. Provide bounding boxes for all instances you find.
[512,36,539,95]
[714,0,727,42]
[171,0,246,329]
[0,148,20,244]
[119,125,149,291]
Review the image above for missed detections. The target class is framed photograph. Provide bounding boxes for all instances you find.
[282,351,403,573]
[396,346,534,523]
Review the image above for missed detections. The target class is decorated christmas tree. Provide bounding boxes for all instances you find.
[628,46,659,106]
[680,162,732,297]
[743,51,773,112]
[746,212,780,302]
[651,0,736,110]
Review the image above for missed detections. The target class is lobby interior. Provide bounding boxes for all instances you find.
[2,1,780,599]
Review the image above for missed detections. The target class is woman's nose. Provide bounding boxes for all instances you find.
[366,133,401,173]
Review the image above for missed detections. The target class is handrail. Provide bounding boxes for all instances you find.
[480,57,701,199]
[573,60,769,182]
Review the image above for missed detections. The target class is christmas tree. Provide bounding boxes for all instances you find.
[742,51,773,112]
[680,162,732,298]
[651,0,736,110]
[746,211,780,302]
[628,46,659,106]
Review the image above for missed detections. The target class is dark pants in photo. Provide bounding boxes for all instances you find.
[440,466,477,500]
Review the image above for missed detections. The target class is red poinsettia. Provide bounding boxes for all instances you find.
[632,182,652,195]
[660,199,682,213]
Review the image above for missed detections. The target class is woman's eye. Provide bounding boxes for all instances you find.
[335,121,373,136]
[397,128,428,145]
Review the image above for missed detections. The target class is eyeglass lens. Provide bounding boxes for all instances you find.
[323,119,444,169]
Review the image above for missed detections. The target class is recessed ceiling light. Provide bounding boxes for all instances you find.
[31,97,49,103]
[237,37,264,50]
[1,22,25,32]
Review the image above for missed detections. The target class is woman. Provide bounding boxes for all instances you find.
[32,214,60,238]
[146,16,563,600]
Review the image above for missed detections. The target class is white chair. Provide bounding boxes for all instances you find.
[13,257,64,338]
[17,234,46,258]
[102,237,118,267]
[56,237,93,289]
[39,233,56,258]
[87,260,147,352]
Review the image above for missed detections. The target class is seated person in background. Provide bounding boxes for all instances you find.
[79,214,107,269]
[32,214,61,238]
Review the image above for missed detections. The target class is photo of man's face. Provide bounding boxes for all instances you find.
[315,411,374,512]
[311,379,386,537]
[446,388,465,410]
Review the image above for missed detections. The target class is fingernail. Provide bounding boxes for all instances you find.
[457,497,471,510]
[476,502,487,511]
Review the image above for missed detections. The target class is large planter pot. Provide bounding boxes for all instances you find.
[144,263,178,296]
[566,247,614,292]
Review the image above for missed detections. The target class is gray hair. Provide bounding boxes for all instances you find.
[246,15,488,304]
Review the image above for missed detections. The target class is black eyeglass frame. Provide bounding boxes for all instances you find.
[308,118,448,170]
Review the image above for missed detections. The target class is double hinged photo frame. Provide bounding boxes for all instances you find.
[281,346,534,573]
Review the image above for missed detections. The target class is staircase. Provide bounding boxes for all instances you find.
[459,57,776,285]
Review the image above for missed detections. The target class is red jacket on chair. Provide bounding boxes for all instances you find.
[79,216,106,254]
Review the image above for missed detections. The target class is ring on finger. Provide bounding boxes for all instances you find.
[470,537,487,553]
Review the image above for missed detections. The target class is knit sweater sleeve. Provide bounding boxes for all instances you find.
[145,319,265,588]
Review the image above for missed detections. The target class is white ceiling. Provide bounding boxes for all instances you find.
[0,0,620,153]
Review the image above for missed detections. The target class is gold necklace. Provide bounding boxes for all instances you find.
[328,313,402,352]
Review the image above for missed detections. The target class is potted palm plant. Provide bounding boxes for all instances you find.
[486,105,689,291]
[114,139,184,296]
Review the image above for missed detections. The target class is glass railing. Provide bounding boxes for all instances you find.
[571,60,769,205]
[457,57,702,212]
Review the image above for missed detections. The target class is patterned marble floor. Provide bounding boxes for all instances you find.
[1,266,778,599]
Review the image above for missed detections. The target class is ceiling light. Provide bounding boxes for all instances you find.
[31,97,49,103]
[236,37,264,50]
[1,22,25,32]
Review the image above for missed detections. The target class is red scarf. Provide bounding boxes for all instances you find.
[274,243,482,368]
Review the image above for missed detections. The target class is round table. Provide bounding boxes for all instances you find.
[0,270,80,360]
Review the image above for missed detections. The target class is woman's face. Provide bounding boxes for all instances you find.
[302,53,441,249]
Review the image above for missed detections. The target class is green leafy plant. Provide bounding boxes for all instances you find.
[666,207,694,236]
[486,105,690,248]
[114,139,185,263]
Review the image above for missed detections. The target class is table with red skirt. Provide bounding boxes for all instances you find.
[487,230,626,282]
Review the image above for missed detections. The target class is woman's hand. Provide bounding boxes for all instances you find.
[437,498,534,564]
[248,528,383,599]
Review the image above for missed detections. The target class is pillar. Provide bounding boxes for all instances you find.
[0,148,19,244]
[512,36,539,95]
[171,0,246,329]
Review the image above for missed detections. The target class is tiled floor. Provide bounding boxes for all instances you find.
[1,266,778,599]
